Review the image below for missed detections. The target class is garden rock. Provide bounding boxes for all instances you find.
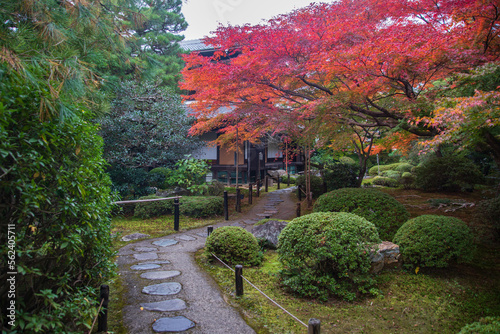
[252,220,288,248]
[370,241,400,274]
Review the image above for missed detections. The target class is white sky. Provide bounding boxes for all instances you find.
[181,0,318,40]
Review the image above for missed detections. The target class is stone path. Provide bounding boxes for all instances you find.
[117,187,297,333]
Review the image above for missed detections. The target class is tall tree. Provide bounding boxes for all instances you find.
[181,0,500,165]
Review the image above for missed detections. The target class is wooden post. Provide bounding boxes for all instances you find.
[174,198,180,231]
[256,180,260,197]
[249,183,253,205]
[265,176,269,192]
[235,265,243,296]
[207,226,213,236]
[224,191,229,221]
[97,284,109,332]
[287,173,290,187]
[298,185,302,201]
[236,188,241,213]
[308,318,321,334]
[296,202,301,218]
[277,176,280,189]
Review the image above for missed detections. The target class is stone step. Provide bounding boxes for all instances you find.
[152,316,195,332]
[152,239,179,247]
[134,252,158,261]
[140,299,187,312]
[142,282,182,296]
[140,270,181,280]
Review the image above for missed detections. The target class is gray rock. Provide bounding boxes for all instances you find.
[142,282,182,296]
[140,270,181,280]
[121,233,150,242]
[134,247,157,252]
[152,316,195,332]
[175,235,196,241]
[370,241,401,274]
[152,239,178,247]
[139,260,171,265]
[252,220,288,248]
[134,252,158,261]
[140,299,187,312]
[131,264,161,270]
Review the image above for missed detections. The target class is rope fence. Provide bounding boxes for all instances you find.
[210,252,319,332]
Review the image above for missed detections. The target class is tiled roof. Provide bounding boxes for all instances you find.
[179,39,216,52]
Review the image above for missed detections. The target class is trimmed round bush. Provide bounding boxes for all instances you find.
[278,212,381,301]
[414,156,484,192]
[295,174,325,198]
[400,172,415,189]
[368,163,403,176]
[372,176,399,187]
[313,188,409,240]
[323,162,359,191]
[393,215,475,268]
[395,163,414,173]
[205,226,262,266]
[134,195,174,218]
[459,316,500,334]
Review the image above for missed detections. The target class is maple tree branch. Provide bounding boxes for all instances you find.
[298,76,333,96]
[261,81,315,101]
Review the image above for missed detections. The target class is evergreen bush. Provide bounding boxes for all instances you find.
[313,188,409,240]
[393,215,475,268]
[372,176,399,187]
[458,316,500,334]
[205,226,262,266]
[474,196,500,242]
[323,162,359,191]
[414,156,484,192]
[295,174,325,198]
[134,196,223,218]
[278,212,381,301]
[400,172,416,189]
[368,163,403,176]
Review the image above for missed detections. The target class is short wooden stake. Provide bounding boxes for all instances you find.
[265,176,269,192]
[97,284,109,332]
[287,173,290,187]
[236,188,241,213]
[207,226,213,236]
[235,265,243,296]
[277,176,280,189]
[308,318,320,334]
[298,185,302,201]
[296,202,301,217]
[174,198,180,231]
[256,180,260,197]
[224,191,229,220]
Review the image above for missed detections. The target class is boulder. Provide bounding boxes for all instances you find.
[369,241,400,274]
[252,220,288,248]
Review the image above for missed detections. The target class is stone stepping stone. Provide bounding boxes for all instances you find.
[152,239,178,247]
[122,233,150,242]
[143,282,182,296]
[140,298,187,312]
[134,252,158,261]
[175,235,196,241]
[196,232,208,238]
[256,213,273,218]
[140,270,181,280]
[139,260,171,265]
[134,246,158,252]
[152,316,195,332]
[131,263,161,270]
[231,222,243,227]
[264,210,279,214]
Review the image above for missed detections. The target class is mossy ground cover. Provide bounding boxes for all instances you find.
[197,249,500,334]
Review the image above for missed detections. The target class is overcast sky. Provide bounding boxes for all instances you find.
[181,0,318,40]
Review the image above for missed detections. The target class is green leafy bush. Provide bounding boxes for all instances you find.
[281,175,296,185]
[295,175,325,198]
[393,215,475,268]
[395,163,414,173]
[205,226,262,266]
[134,196,223,218]
[372,176,399,187]
[323,163,359,191]
[0,68,114,332]
[368,163,403,176]
[109,165,160,198]
[400,172,415,189]
[473,196,500,242]
[383,170,402,180]
[414,156,484,192]
[278,212,381,301]
[458,316,500,334]
[314,188,409,240]
[204,180,226,196]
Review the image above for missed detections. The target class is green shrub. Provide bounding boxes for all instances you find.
[134,196,223,218]
[313,188,409,240]
[393,215,475,268]
[383,170,402,180]
[295,174,325,198]
[400,172,415,189]
[368,163,403,176]
[395,163,414,173]
[474,196,500,242]
[339,156,357,166]
[323,163,359,191]
[204,180,225,196]
[458,316,500,334]
[180,196,223,218]
[205,226,262,266]
[372,176,399,187]
[278,212,381,301]
[281,175,296,184]
[109,165,160,198]
[414,156,484,192]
